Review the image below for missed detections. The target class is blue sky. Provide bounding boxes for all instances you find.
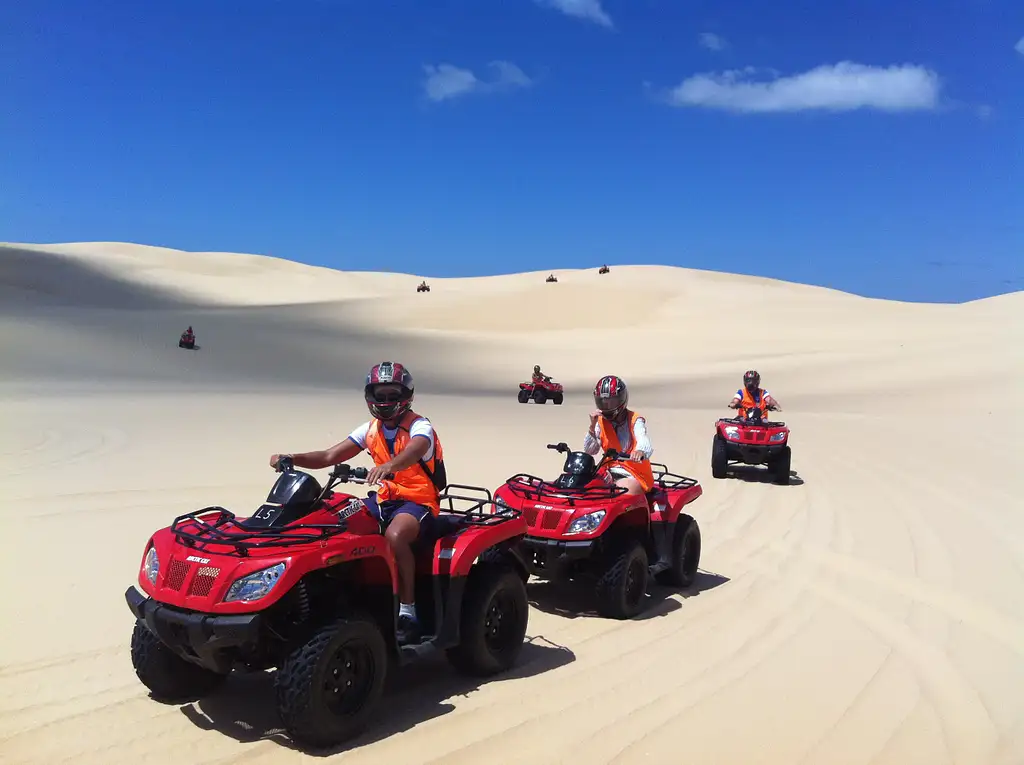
[2,0,1022,302]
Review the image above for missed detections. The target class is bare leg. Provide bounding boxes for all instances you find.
[600,470,644,497]
[385,513,421,605]
[614,475,644,497]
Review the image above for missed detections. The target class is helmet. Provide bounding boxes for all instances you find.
[594,375,628,419]
[364,361,415,421]
[534,365,541,373]
[743,370,760,391]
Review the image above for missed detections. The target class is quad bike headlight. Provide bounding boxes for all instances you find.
[142,546,160,585]
[566,509,606,535]
[724,426,741,440]
[769,432,787,442]
[224,562,286,603]
[494,496,515,515]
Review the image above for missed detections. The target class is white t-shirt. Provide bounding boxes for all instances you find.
[347,417,435,461]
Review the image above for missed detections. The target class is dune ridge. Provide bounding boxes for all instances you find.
[1,240,1022,765]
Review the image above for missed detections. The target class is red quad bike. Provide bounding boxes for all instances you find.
[518,378,564,405]
[124,458,530,750]
[493,443,703,619]
[711,406,791,484]
[178,332,196,349]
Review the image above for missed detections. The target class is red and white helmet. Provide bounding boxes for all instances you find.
[364,361,415,420]
[594,375,628,419]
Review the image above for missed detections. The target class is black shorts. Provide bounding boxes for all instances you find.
[363,492,434,537]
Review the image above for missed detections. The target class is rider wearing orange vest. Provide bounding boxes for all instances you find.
[583,375,656,495]
[269,361,446,645]
[729,370,782,417]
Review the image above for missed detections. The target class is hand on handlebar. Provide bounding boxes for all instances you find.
[365,463,397,485]
[271,454,293,472]
[330,463,395,483]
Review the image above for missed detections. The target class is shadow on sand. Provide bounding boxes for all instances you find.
[177,634,575,754]
[728,465,805,486]
[526,569,731,621]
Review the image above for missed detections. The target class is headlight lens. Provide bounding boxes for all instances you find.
[566,509,606,535]
[724,426,740,440]
[494,496,514,515]
[770,432,787,442]
[143,546,160,584]
[224,562,286,603]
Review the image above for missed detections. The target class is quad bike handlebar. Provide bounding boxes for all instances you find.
[545,442,641,462]
[275,456,394,483]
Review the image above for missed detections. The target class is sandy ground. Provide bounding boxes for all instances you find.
[1,241,1022,765]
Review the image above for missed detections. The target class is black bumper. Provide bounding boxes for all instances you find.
[126,586,261,674]
[724,442,786,464]
[520,535,596,578]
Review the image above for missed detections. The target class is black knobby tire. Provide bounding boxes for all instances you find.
[656,515,701,588]
[552,392,563,405]
[595,539,648,619]
[446,564,529,676]
[711,435,728,479]
[532,388,546,404]
[275,615,388,750]
[518,389,529,403]
[770,446,792,485]
[130,621,226,702]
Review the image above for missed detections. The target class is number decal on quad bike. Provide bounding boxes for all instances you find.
[253,504,281,521]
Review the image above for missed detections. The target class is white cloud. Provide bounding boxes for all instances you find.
[534,0,613,29]
[698,32,726,51]
[422,61,533,102]
[665,61,941,113]
[1015,36,1024,55]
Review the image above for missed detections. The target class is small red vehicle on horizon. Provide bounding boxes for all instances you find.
[178,328,196,349]
[518,377,564,405]
[124,458,530,749]
[711,405,792,484]
[493,443,703,619]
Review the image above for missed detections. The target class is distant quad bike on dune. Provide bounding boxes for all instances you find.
[493,443,703,619]
[598,265,610,274]
[546,274,558,283]
[711,406,791,484]
[518,377,564,405]
[178,331,196,349]
[417,281,430,293]
[125,457,530,750]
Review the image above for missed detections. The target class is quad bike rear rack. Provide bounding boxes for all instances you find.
[170,484,521,556]
[649,463,700,491]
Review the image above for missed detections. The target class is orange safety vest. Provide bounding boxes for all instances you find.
[738,388,769,417]
[597,411,656,493]
[364,409,445,514]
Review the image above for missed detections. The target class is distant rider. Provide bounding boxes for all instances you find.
[181,326,195,343]
[729,370,782,417]
[269,361,446,645]
[582,375,655,498]
[532,365,552,384]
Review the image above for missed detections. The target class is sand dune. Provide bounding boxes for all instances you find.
[1,241,1022,765]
